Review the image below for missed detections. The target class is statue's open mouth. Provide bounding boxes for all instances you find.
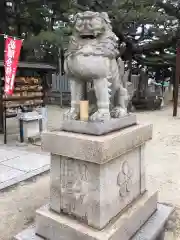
[80,35,96,39]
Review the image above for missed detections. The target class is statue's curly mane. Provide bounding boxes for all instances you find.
[66,11,119,59]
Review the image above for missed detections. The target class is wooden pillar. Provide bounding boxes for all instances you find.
[173,39,180,116]
[172,68,175,101]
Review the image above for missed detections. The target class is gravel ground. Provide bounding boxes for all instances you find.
[1,105,180,239]
[0,174,49,240]
[136,106,180,239]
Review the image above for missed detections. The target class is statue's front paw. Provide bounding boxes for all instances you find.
[111,107,127,118]
[63,109,79,120]
[90,110,111,122]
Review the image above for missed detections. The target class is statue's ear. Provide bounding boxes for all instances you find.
[100,12,111,23]
[73,13,81,23]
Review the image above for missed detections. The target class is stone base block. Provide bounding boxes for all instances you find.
[50,144,146,230]
[42,124,152,230]
[62,114,137,136]
[14,203,173,240]
[42,123,152,165]
[35,191,157,240]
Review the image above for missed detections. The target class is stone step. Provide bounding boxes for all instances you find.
[131,204,174,240]
[14,203,173,240]
[35,191,157,240]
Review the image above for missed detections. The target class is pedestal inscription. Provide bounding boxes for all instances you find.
[60,158,99,222]
[50,144,145,230]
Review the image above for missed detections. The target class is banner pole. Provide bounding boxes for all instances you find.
[3,36,6,144]
[3,105,7,144]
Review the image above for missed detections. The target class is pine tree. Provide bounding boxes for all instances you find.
[1,0,180,71]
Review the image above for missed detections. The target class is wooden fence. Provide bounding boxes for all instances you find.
[47,74,140,106]
[47,74,70,106]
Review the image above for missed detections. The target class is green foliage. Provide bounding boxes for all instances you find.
[1,0,179,70]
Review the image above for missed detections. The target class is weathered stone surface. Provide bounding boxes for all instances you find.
[50,154,61,213]
[4,154,50,172]
[14,226,42,240]
[50,144,146,229]
[14,203,173,240]
[140,144,146,194]
[140,174,146,194]
[35,191,157,240]
[64,11,129,122]
[0,165,50,191]
[0,164,25,183]
[62,114,137,135]
[42,123,152,164]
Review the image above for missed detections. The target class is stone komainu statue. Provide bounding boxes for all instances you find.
[64,11,129,121]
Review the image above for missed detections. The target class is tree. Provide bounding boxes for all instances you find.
[2,0,180,73]
[21,0,73,66]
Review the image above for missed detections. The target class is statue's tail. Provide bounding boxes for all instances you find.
[117,57,129,89]
[117,57,130,104]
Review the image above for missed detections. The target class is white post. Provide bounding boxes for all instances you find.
[41,106,48,132]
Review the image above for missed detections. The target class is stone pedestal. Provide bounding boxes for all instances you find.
[14,123,173,240]
[43,124,152,230]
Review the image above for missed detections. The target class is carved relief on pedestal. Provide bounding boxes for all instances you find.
[117,161,133,198]
[60,158,98,222]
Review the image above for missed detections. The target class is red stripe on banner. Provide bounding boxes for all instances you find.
[4,37,23,95]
